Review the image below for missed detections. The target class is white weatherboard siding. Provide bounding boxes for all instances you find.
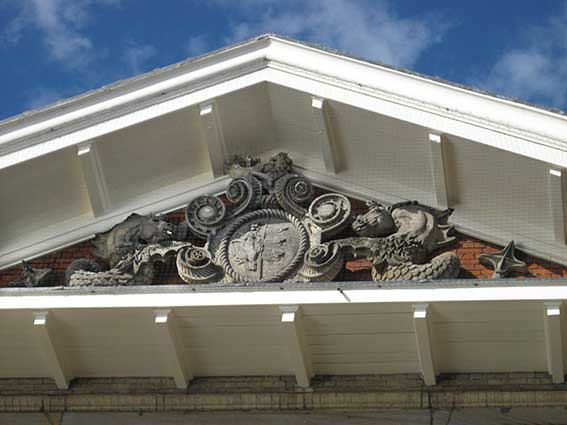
[0,285,566,384]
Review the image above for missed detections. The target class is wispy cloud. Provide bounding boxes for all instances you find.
[215,0,451,68]
[186,34,209,57]
[473,17,567,109]
[123,42,157,75]
[3,0,121,69]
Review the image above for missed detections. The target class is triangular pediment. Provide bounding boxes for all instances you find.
[0,35,566,274]
[1,151,566,289]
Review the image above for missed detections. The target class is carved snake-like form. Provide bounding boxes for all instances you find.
[337,201,461,282]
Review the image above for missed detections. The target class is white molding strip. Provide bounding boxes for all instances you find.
[543,302,565,384]
[548,169,566,245]
[5,285,567,310]
[32,311,72,389]
[154,309,192,389]
[279,305,313,388]
[412,304,436,386]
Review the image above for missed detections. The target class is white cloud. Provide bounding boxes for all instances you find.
[123,42,157,75]
[474,17,567,109]
[219,0,450,67]
[186,34,209,57]
[3,0,121,69]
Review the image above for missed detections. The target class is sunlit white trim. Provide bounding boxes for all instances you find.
[3,285,567,310]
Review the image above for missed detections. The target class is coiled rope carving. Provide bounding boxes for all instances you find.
[217,209,310,283]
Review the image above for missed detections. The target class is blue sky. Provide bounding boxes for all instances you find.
[0,0,565,120]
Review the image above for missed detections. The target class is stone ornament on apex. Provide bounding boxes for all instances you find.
[16,151,521,287]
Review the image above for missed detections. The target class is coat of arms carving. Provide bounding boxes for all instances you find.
[63,152,475,287]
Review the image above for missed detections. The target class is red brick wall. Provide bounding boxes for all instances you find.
[2,196,566,287]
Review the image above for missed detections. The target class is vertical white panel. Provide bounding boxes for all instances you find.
[77,141,111,217]
[312,96,339,173]
[280,306,313,388]
[428,133,449,210]
[154,309,192,389]
[544,302,564,384]
[548,169,566,245]
[199,101,227,177]
[33,311,71,389]
[413,304,436,386]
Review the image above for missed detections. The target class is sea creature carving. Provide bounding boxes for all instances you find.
[335,201,460,281]
[60,152,462,287]
[9,261,52,288]
[92,213,176,267]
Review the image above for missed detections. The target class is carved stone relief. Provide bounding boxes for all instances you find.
[9,261,52,287]
[58,151,541,287]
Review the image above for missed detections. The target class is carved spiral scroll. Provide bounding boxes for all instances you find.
[176,246,221,284]
[185,195,226,239]
[308,194,351,238]
[226,176,263,217]
[299,242,344,282]
[274,174,314,217]
[217,209,309,283]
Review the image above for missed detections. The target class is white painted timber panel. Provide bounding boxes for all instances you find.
[216,82,277,157]
[447,135,554,246]
[267,84,325,172]
[327,99,436,206]
[96,107,210,208]
[0,147,92,248]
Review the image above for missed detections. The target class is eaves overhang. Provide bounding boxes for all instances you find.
[2,280,567,393]
[1,34,565,170]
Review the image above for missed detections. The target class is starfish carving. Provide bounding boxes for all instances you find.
[478,241,528,279]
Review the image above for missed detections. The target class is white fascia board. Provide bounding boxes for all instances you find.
[266,37,567,143]
[1,36,565,171]
[3,285,567,310]
[0,38,270,144]
[262,66,567,168]
[0,69,269,170]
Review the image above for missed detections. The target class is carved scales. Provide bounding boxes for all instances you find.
[63,152,469,286]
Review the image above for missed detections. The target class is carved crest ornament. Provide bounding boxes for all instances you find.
[6,152,531,287]
[49,151,481,288]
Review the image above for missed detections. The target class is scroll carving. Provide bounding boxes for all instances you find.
[63,152,469,287]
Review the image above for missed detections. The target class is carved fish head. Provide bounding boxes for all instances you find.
[352,201,397,237]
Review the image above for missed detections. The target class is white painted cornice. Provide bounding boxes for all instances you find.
[1,35,565,170]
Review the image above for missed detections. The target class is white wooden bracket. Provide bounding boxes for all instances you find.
[428,133,449,210]
[33,311,71,389]
[77,141,111,217]
[199,101,227,177]
[543,302,565,383]
[548,169,566,245]
[413,304,437,386]
[154,309,192,389]
[280,305,313,388]
[312,96,339,173]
